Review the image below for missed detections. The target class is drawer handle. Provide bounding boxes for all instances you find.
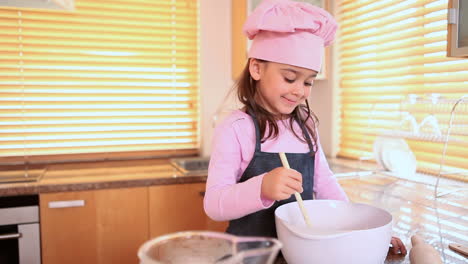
[0,233,21,240]
[48,200,85,208]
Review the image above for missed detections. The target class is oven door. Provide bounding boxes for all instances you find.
[0,223,41,264]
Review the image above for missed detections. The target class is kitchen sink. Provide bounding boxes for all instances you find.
[170,157,210,176]
[0,165,45,183]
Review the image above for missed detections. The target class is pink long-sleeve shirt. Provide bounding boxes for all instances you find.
[204,110,349,221]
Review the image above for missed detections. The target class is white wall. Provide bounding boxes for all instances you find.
[308,62,337,157]
[199,0,338,158]
[307,0,340,157]
[199,0,233,157]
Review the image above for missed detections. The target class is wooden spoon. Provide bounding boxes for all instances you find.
[279,152,312,227]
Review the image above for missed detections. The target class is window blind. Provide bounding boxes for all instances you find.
[0,0,200,165]
[337,0,467,181]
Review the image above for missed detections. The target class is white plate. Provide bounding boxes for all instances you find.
[379,138,417,177]
[373,136,389,169]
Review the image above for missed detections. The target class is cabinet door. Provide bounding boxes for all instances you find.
[149,183,205,237]
[40,190,97,264]
[40,187,148,264]
[206,215,229,233]
[149,183,228,238]
[94,187,149,264]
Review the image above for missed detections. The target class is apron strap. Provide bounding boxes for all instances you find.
[296,116,316,153]
[247,109,262,152]
[247,109,315,153]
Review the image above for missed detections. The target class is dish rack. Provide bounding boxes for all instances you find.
[356,93,467,197]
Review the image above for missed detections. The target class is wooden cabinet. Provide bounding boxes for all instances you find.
[40,183,228,264]
[148,183,228,238]
[40,187,149,264]
[205,215,229,233]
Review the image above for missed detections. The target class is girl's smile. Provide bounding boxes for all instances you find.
[281,96,298,105]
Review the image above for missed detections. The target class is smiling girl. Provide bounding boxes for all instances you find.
[203,0,406,255]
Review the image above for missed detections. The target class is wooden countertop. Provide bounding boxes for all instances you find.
[0,156,368,196]
[0,158,206,196]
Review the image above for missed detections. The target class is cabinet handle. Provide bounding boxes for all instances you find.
[199,191,205,197]
[0,233,21,240]
[48,200,85,208]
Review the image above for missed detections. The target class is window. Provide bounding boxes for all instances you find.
[0,0,199,166]
[337,0,467,181]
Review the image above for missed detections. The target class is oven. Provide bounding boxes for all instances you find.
[0,195,41,264]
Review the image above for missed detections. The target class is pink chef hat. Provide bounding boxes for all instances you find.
[243,0,337,72]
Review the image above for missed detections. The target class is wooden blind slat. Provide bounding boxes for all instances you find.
[342,14,446,43]
[341,3,446,35]
[341,25,447,50]
[338,0,467,181]
[0,0,200,165]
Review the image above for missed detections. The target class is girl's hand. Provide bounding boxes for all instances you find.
[389,236,407,255]
[261,167,303,201]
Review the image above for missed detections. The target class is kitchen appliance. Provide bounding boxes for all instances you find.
[138,231,281,264]
[275,200,392,264]
[0,195,41,264]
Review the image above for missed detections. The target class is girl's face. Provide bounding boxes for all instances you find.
[249,59,317,117]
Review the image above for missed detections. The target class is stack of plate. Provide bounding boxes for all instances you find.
[373,136,417,178]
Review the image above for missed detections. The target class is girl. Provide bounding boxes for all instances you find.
[204,0,406,256]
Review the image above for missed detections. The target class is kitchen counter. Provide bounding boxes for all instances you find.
[1,158,467,263]
[0,157,378,197]
[336,171,466,264]
[0,158,206,196]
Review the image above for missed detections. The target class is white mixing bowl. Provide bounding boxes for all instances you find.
[275,200,392,264]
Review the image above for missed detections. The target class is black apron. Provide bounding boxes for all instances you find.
[226,111,315,238]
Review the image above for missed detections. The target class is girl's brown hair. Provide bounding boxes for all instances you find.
[236,59,319,153]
